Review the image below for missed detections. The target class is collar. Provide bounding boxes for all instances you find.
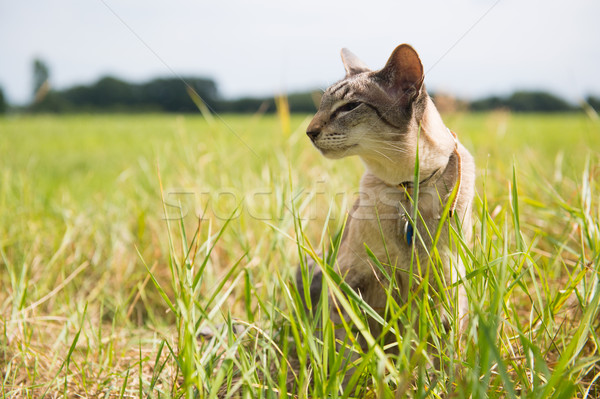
[389,128,463,217]
[394,167,443,192]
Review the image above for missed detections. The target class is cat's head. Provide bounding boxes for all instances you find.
[306,44,431,162]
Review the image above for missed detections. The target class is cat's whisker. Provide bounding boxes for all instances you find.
[358,137,390,144]
[360,137,407,147]
[359,138,410,155]
[370,148,394,163]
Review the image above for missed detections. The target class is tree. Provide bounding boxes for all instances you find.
[0,87,6,114]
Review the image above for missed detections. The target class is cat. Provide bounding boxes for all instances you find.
[298,44,475,358]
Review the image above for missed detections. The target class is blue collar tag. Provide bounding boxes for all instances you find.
[404,220,414,246]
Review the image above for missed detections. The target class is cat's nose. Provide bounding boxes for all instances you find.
[306,128,321,141]
[306,116,324,141]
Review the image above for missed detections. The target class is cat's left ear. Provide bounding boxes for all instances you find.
[375,44,424,105]
[341,48,370,77]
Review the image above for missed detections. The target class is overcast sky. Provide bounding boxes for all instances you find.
[1,0,599,105]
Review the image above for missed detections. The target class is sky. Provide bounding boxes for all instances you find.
[1,0,599,105]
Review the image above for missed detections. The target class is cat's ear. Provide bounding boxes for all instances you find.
[375,44,424,105]
[341,48,370,77]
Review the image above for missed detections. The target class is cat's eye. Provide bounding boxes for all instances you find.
[332,101,361,118]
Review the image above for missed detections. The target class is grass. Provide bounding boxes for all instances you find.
[0,111,599,397]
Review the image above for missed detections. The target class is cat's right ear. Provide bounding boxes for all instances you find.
[341,48,370,77]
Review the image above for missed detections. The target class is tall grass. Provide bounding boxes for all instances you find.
[0,112,599,397]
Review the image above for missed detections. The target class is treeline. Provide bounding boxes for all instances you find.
[213,92,317,114]
[25,75,317,114]
[30,76,219,113]
[1,75,599,114]
[469,91,599,113]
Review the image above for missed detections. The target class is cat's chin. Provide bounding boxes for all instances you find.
[316,144,358,159]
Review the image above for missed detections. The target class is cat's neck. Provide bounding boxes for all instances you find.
[360,97,455,186]
[360,155,416,185]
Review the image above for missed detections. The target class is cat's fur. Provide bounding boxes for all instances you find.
[299,44,475,348]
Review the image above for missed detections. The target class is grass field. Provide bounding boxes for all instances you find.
[1,112,599,398]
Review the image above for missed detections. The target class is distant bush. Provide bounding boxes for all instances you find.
[470,90,576,112]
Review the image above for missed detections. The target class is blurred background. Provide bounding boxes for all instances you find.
[1,0,599,114]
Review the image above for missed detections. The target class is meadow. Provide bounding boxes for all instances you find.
[0,111,599,398]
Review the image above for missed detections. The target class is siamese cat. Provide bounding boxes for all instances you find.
[300,44,474,354]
